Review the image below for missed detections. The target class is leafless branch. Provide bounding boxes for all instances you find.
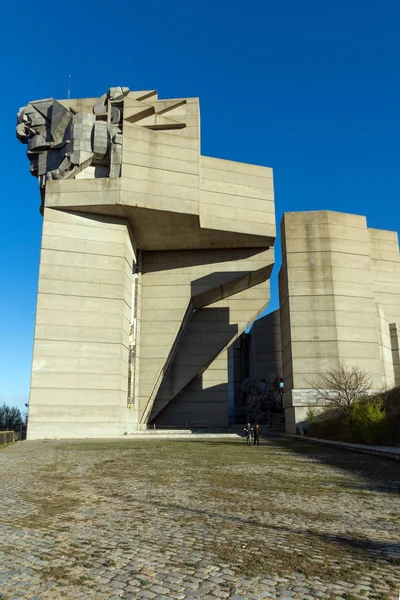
[310,362,372,418]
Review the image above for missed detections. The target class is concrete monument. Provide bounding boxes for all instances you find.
[279,210,400,433]
[18,89,399,439]
[17,86,275,438]
[232,211,400,434]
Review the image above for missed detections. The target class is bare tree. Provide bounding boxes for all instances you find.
[311,362,372,420]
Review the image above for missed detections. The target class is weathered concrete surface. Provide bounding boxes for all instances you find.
[30,208,136,439]
[18,87,275,438]
[0,438,399,599]
[248,309,283,383]
[279,210,400,434]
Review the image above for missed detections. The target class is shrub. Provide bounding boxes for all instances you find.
[306,364,400,446]
[0,404,24,432]
[0,431,15,445]
[305,393,400,446]
[350,397,386,445]
[380,386,400,445]
[306,407,319,425]
[306,407,349,441]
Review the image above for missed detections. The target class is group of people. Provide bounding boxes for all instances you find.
[244,423,261,446]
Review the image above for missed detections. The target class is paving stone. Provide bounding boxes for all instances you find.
[150,585,171,594]
[125,582,141,590]
[0,439,399,600]
[356,585,372,591]
[110,579,127,588]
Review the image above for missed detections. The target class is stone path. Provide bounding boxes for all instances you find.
[284,434,400,461]
[0,437,399,599]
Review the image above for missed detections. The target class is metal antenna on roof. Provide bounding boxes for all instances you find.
[67,74,71,100]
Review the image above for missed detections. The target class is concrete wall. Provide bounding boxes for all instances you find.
[368,228,400,386]
[390,324,400,384]
[227,336,249,423]
[279,211,400,434]
[149,276,272,428]
[225,311,283,426]
[23,87,276,438]
[27,208,136,439]
[200,156,275,242]
[136,248,273,425]
[249,310,283,383]
[376,305,396,388]
[154,351,229,428]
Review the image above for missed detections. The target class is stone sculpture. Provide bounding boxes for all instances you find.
[16,87,130,211]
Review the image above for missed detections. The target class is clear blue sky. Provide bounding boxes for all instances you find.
[1,0,399,411]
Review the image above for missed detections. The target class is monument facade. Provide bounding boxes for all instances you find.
[279,210,400,433]
[232,211,400,434]
[17,87,275,438]
[17,89,400,439]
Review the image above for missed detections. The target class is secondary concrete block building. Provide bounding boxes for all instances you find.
[230,211,400,434]
[17,87,275,438]
[279,211,400,432]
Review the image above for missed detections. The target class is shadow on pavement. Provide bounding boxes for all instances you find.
[131,497,400,563]
[267,436,400,495]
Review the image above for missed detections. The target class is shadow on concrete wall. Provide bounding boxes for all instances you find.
[142,248,268,274]
[151,382,230,428]
[150,306,238,426]
[190,268,271,309]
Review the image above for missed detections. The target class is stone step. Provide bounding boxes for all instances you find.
[125,427,283,440]
[125,432,243,440]
[130,429,192,435]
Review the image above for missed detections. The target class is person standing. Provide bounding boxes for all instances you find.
[253,424,261,446]
[244,423,253,447]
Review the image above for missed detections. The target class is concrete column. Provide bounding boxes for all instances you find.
[390,324,400,385]
[279,211,385,434]
[28,208,136,439]
[376,305,395,389]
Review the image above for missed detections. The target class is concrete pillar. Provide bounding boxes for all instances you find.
[279,211,398,434]
[27,208,136,439]
[390,324,400,386]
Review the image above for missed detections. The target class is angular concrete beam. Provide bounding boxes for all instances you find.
[17,86,275,438]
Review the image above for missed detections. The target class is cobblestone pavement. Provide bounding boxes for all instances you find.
[0,437,399,600]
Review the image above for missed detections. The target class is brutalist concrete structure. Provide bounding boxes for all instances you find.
[279,211,400,433]
[17,89,400,440]
[233,211,400,434]
[17,87,275,439]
